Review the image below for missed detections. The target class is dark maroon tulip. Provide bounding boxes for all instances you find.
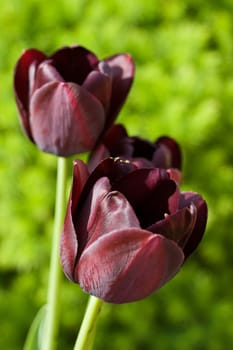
[88,124,182,181]
[60,157,207,303]
[14,46,135,156]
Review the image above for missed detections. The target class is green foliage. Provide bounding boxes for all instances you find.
[0,0,232,349]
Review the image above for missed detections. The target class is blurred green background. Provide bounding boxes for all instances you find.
[0,0,233,349]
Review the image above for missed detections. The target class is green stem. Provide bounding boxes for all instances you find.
[73,296,103,350]
[42,157,68,350]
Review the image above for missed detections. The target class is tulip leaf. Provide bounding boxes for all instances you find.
[22,305,46,350]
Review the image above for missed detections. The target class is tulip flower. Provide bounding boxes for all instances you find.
[60,157,207,304]
[14,46,135,156]
[88,124,182,183]
[88,124,181,169]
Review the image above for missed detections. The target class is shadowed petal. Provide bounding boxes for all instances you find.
[71,160,90,211]
[154,136,182,169]
[74,177,112,258]
[60,160,89,280]
[29,81,105,156]
[102,124,128,147]
[83,61,112,112]
[87,144,110,173]
[51,45,99,84]
[88,124,128,171]
[76,229,184,303]
[83,158,137,201]
[104,54,135,127]
[148,204,197,248]
[125,137,155,159]
[14,49,46,138]
[179,192,208,258]
[114,168,170,206]
[113,168,177,227]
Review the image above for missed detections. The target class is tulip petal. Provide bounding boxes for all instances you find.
[29,81,105,156]
[83,158,137,198]
[167,168,182,185]
[104,54,135,127]
[87,144,110,173]
[127,137,155,159]
[102,124,128,147]
[113,168,177,227]
[14,49,46,139]
[51,45,99,84]
[82,179,141,245]
[179,192,208,258]
[154,136,182,170]
[130,157,157,168]
[32,60,64,92]
[83,61,112,112]
[73,177,112,257]
[71,160,91,212]
[88,124,128,171]
[74,177,140,258]
[104,136,155,162]
[60,160,89,280]
[76,229,184,303]
[148,204,197,248]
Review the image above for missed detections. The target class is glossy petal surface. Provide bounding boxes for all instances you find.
[77,178,141,249]
[77,229,184,303]
[30,81,105,156]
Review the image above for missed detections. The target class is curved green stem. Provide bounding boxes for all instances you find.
[73,296,103,350]
[42,157,68,350]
